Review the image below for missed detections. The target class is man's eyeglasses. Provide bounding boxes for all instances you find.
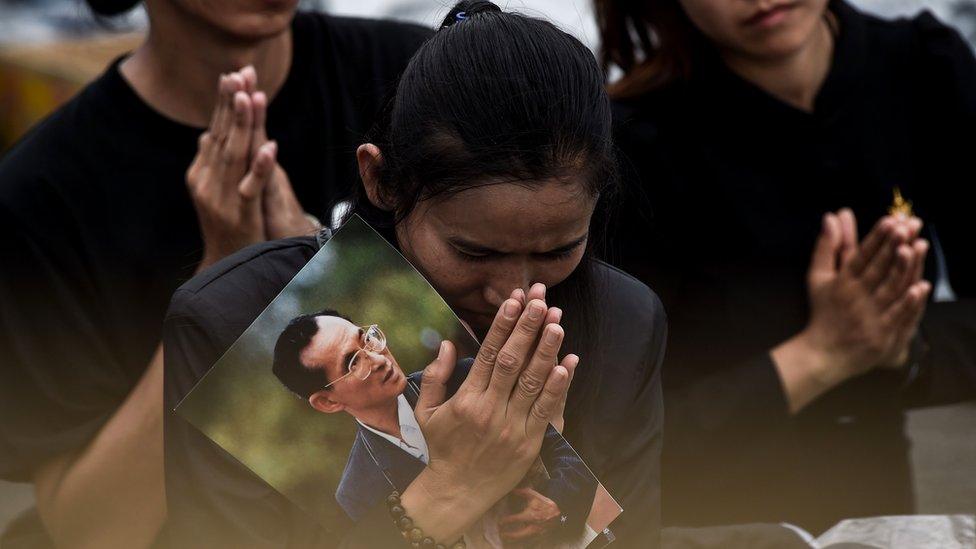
[322,324,387,389]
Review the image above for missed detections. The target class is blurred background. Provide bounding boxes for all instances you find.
[1,0,975,151]
[1,0,974,537]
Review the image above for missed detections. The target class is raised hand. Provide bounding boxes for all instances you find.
[512,283,575,433]
[239,67,317,240]
[773,209,931,412]
[805,210,930,377]
[187,72,273,270]
[398,292,576,542]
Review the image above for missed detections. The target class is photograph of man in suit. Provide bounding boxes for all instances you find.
[271,309,602,546]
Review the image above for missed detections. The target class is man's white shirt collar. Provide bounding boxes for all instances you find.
[357,394,429,464]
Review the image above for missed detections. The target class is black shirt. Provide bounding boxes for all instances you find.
[609,0,976,533]
[0,12,428,545]
[162,234,666,548]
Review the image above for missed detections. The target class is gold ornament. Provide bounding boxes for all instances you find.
[889,186,913,217]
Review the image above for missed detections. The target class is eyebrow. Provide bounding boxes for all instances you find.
[449,233,588,255]
[339,327,364,371]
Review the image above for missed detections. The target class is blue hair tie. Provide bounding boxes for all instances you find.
[455,11,467,21]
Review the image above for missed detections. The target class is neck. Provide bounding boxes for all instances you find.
[720,17,834,112]
[354,398,403,440]
[119,3,292,128]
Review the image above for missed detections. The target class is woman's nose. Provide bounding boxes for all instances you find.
[482,263,532,307]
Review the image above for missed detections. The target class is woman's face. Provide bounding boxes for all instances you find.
[395,181,596,334]
[163,0,298,39]
[678,0,829,60]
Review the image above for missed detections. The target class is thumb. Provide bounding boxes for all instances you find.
[250,91,269,156]
[239,141,276,200]
[808,212,842,288]
[415,340,457,422]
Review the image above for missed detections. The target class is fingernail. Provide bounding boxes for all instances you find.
[545,326,560,344]
[528,301,544,320]
[503,300,519,319]
[550,307,563,323]
[438,340,447,359]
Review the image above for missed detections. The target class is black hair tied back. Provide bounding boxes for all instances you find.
[439,0,502,28]
[84,0,140,17]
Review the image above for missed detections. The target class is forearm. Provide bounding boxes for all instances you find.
[34,346,165,549]
[771,330,851,414]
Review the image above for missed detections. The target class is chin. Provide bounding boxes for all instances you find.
[740,29,812,61]
[224,11,295,40]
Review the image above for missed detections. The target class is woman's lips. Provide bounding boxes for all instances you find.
[743,3,796,28]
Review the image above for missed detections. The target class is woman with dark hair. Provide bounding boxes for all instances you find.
[0,0,428,547]
[163,2,665,548]
[595,0,976,533]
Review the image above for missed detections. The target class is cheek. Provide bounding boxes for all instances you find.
[397,224,483,304]
[529,252,586,291]
[679,0,739,45]
[420,254,485,304]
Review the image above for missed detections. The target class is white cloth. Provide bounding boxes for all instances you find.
[814,515,975,549]
[356,394,429,463]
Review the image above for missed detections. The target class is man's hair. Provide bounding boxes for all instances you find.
[272,309,352,400]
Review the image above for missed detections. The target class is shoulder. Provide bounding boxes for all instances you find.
[840,2,976,114]
[905,10,976,88]
[294,11,431,63]
[589,260,667,390]
[167,237,319,335]
[0,73,112,211]
[842,1,974,69]
[591,259,667,336]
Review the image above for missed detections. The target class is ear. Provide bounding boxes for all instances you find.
[357,143,393,211]
[308,390,345,414]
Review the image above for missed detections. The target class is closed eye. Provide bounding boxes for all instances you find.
[450,234,586,263]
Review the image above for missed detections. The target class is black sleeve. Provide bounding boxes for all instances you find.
[902,12,976,406]
[0,205,129,481]
[162,239,409,549]
[593,275,667,549]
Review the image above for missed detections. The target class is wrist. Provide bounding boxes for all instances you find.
[772,329,849,413]
[795,328,850,387]
[399,468,482,542]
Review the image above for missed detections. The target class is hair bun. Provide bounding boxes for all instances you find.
[85,0,140,17]
[440,1,502,28]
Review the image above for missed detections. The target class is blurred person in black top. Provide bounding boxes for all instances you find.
[0,0,428,546]
[595,0,976,533]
